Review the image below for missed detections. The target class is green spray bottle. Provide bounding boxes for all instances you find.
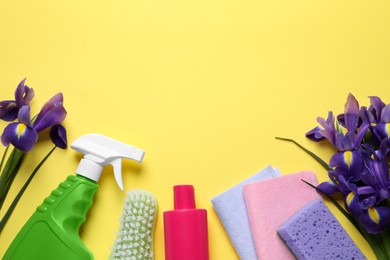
[3,134,145,260]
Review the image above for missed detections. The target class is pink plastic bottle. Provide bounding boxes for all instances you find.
[163,185,209,260]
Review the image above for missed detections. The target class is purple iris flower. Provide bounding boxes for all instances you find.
[318,169,362,197]
[33,93,66,132]
[358,169,390,233]
[0,79,34,122]
[307,94,369,181]
[50,124,67,149]
[368,96,386,123]
[306,112,336,143]
[306,94,390,233]
[1,93,67,152]
[320,165,390,234]
[1,106,38,151]
[359,206,390,234]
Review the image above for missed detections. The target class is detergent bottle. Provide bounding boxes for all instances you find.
[3,134,144,260]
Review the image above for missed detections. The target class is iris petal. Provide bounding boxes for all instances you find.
[36,93,63,121]
[368,207,380,224]
[375,123,390,139]
[33,93,67,132]
[0,100,18,121]
[17,106,31,125]
[355,124,370,147]
[14,78,34,108]
[369,96,385,122]
[359,206,390,234]
[316,112,336,145]
[380,104,390,123]
[329,152,343,168]
[344,94,360,131]
[50,124,67,149]
[317,181,339,195]
[1,122,18,146]
[344,192,362,216]
[305,126,325,141]
[330,151,364,181]
[1,122,38,152]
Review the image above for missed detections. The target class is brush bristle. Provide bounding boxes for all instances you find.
[111,190,157,260]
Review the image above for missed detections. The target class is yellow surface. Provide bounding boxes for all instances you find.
[0,1,389,259]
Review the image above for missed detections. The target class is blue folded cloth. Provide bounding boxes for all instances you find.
[211,166,281,260]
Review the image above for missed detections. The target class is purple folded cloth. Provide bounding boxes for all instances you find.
[211,166,280,260]
[277,199,366,260]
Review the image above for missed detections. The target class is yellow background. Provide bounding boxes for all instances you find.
[1,1,389,259]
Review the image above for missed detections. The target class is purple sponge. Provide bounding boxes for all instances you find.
[277,199,366,260]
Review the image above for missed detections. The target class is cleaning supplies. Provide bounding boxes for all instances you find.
[163,185,209,260]
[3,134,144,260]
[277,199,366,260]
[243,171,320,259]
[110,190,157,260]
[211,166,280,260]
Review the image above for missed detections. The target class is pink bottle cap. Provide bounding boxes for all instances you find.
[174,185,195,210]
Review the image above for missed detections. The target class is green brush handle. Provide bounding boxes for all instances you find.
[3,175,99,260]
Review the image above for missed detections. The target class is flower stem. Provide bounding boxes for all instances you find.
[275,137,331,171]
[0,146,56,234]
[0,146,10,172]
[0,148,24,210]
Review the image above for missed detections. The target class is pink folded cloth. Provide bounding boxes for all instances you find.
[243,171,320,260]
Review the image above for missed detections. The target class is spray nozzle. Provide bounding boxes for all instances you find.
[70,134,145,190]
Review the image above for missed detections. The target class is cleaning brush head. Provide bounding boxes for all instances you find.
[111,190,157,260]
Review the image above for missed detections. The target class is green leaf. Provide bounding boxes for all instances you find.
[0,146,56,233]
[275,137,331,171]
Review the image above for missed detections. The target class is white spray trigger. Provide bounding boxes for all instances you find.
[112,158,124,190]
[70,134,145,190]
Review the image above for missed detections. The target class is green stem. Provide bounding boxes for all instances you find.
[0,148,25,210]
[0,146,10,172]
[378,228,390,259]
[362,229,387,260]
[0,146,56,233]
[0,165,20,210]
[275,137,331,171]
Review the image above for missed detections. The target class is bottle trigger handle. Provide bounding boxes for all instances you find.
[111,158,124,190]
[71,134,145,190]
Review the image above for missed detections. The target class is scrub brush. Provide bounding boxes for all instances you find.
[110,190,158,260]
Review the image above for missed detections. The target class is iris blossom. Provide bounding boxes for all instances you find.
[0,79,68,234]
[306,94,390,234]
[0,106,38,152]
[0,79,34,122]
[359,145,390,233]
[359,96,390,146]
[307,94,369,181]
[1,93,67,152]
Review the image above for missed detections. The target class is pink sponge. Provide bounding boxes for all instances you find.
[243,171,320,260]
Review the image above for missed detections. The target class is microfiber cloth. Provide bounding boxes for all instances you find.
[277,199,366,260]
[211,166,281,260]
[243,171,320,260]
